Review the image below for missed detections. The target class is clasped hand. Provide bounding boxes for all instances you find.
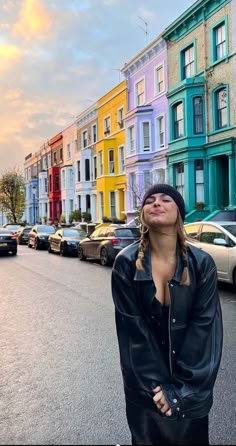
[153,386,172,416]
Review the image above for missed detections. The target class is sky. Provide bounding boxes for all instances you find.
[0,0,196,174]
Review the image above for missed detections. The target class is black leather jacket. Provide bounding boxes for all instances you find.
[111,241,223,420]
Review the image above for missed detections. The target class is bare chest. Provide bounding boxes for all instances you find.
[151,261,175,306]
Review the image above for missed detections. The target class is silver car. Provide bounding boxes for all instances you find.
[184,221,236,288]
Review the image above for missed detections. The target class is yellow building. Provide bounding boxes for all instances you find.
[96,80,127,221]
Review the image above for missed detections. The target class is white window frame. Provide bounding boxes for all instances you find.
[104,116,111,135]
[98,151,103,176]
[109,191,116,218]
[118,146,125,174]
[155,64,164,95]
[215,22,226,60]
[117,107,124,128]
[82,130,88,148]
[92,124,97,143]
[127,125,135,155]
[135,78,145,106]
[108,149,114,174]
[141,121,151,152]
[156,115,165,148]
[183,44,194,79]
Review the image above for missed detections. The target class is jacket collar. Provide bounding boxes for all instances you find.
[134,242,183,283]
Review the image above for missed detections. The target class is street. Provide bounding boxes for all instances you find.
[0,246,235,445]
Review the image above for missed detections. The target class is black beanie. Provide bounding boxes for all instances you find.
[142,183,186,222]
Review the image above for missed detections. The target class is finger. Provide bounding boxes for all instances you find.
[153,386,161,393]
[160,402,170,414]
[165,409,172,417]
[153,392,163,404]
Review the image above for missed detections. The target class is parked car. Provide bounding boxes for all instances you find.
[0,228,18,255]
[48,227,87,256]
[17,226,33,245]
[184,221,236,287]
[78,224,140,266]
[28,224,55,249]
[3,223,23,235]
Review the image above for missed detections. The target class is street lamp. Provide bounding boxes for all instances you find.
[32,185,36,225]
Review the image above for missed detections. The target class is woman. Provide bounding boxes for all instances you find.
[111,183,223,445]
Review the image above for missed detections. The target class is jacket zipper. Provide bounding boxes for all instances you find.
[168,281,173,377]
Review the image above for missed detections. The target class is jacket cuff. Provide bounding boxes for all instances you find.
[161,384,185,418]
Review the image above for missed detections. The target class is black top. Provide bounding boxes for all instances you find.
[151,298,170,372]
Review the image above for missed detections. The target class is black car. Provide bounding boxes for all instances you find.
[0,228,18,255]
[78,224,140,266]
[48,227,87,256]
[17,226,33,245]
[3,223,23,235]
[28,224,55,249]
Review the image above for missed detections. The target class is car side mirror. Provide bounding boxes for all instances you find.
[213,238,227,246]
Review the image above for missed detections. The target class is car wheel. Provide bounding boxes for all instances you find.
[60,244,65,256]
[48,244,53,253]
[34,238,39,250]
[100,248,110,266]
[78,246,86,261]
[28,242,32,248]
[233,268,236,289]
[12,250,17,256]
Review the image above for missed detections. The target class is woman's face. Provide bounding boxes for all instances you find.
[143,193,178,228]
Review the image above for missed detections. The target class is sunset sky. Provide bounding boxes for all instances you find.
[0,0,195,174]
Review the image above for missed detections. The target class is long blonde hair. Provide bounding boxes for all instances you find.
[136,209,190,286]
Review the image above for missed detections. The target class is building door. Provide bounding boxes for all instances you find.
[216,155,229,208]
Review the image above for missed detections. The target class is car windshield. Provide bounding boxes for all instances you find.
[63,229,86,237]
[23,228,32,232]
[0,229,13,234]
[5,225,21,230]
[37,225,55,233]
[222,225,236,238]
[115,229,139,238]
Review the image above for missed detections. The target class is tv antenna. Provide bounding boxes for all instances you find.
[138,15,149,45]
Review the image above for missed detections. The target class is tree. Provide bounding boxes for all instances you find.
[0,169,25,223]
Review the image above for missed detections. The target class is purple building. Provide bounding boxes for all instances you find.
[121,35,168,223]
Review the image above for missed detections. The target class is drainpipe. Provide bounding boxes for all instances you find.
[203,8,209,144]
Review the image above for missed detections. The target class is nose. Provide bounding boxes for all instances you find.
[153,197,161,207]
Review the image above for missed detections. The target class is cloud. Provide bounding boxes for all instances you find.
[13,0,52,40]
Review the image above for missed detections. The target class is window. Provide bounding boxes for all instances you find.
[99,192,104,219]
[93,156,97,180]
[104,117,111,135]
[53,152,57,164]
[215,23,226,60]
[85,159,90,181]
[47,153,51,168]
[49,175,52,192]
[98,151,103,176]
[82,130,88,148]
[69,169,73,188]
[77,195,81,210]
[195,159,204,203]
[74,139,78,152]
[175,163,184,196]
[152,168,165,184]
[135,78,145,106]
[155,65,164,94]
[108,149,114,174]
[59,148,63,161]
[62,170,66,189]
[55,174,59,191]
[173,102,184,139]
[216,88,227,129]
[86,195,91,212]
[193,97,203,134]
[44,178,48,193]
[130,173,137,209]
[70,199,73,212]
[142,122,150,151]
[119,146,125,173]
[110,191,116,217]
[92,124,97,143]
[144,170,151,190]
[128,126,135,154]
[117,108,124,128]
[200,225,227,244]
[67,144,71,159]
[77,161,81,182]
[182,44,194,79]
[157,116,165,147]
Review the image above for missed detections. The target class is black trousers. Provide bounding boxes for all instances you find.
[126,399,209,445]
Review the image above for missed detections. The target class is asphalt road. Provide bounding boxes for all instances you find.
[0,246,235,445]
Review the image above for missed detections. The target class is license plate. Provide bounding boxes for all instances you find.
[0,243,7,247]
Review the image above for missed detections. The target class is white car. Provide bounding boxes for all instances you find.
[184,221,236,288]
